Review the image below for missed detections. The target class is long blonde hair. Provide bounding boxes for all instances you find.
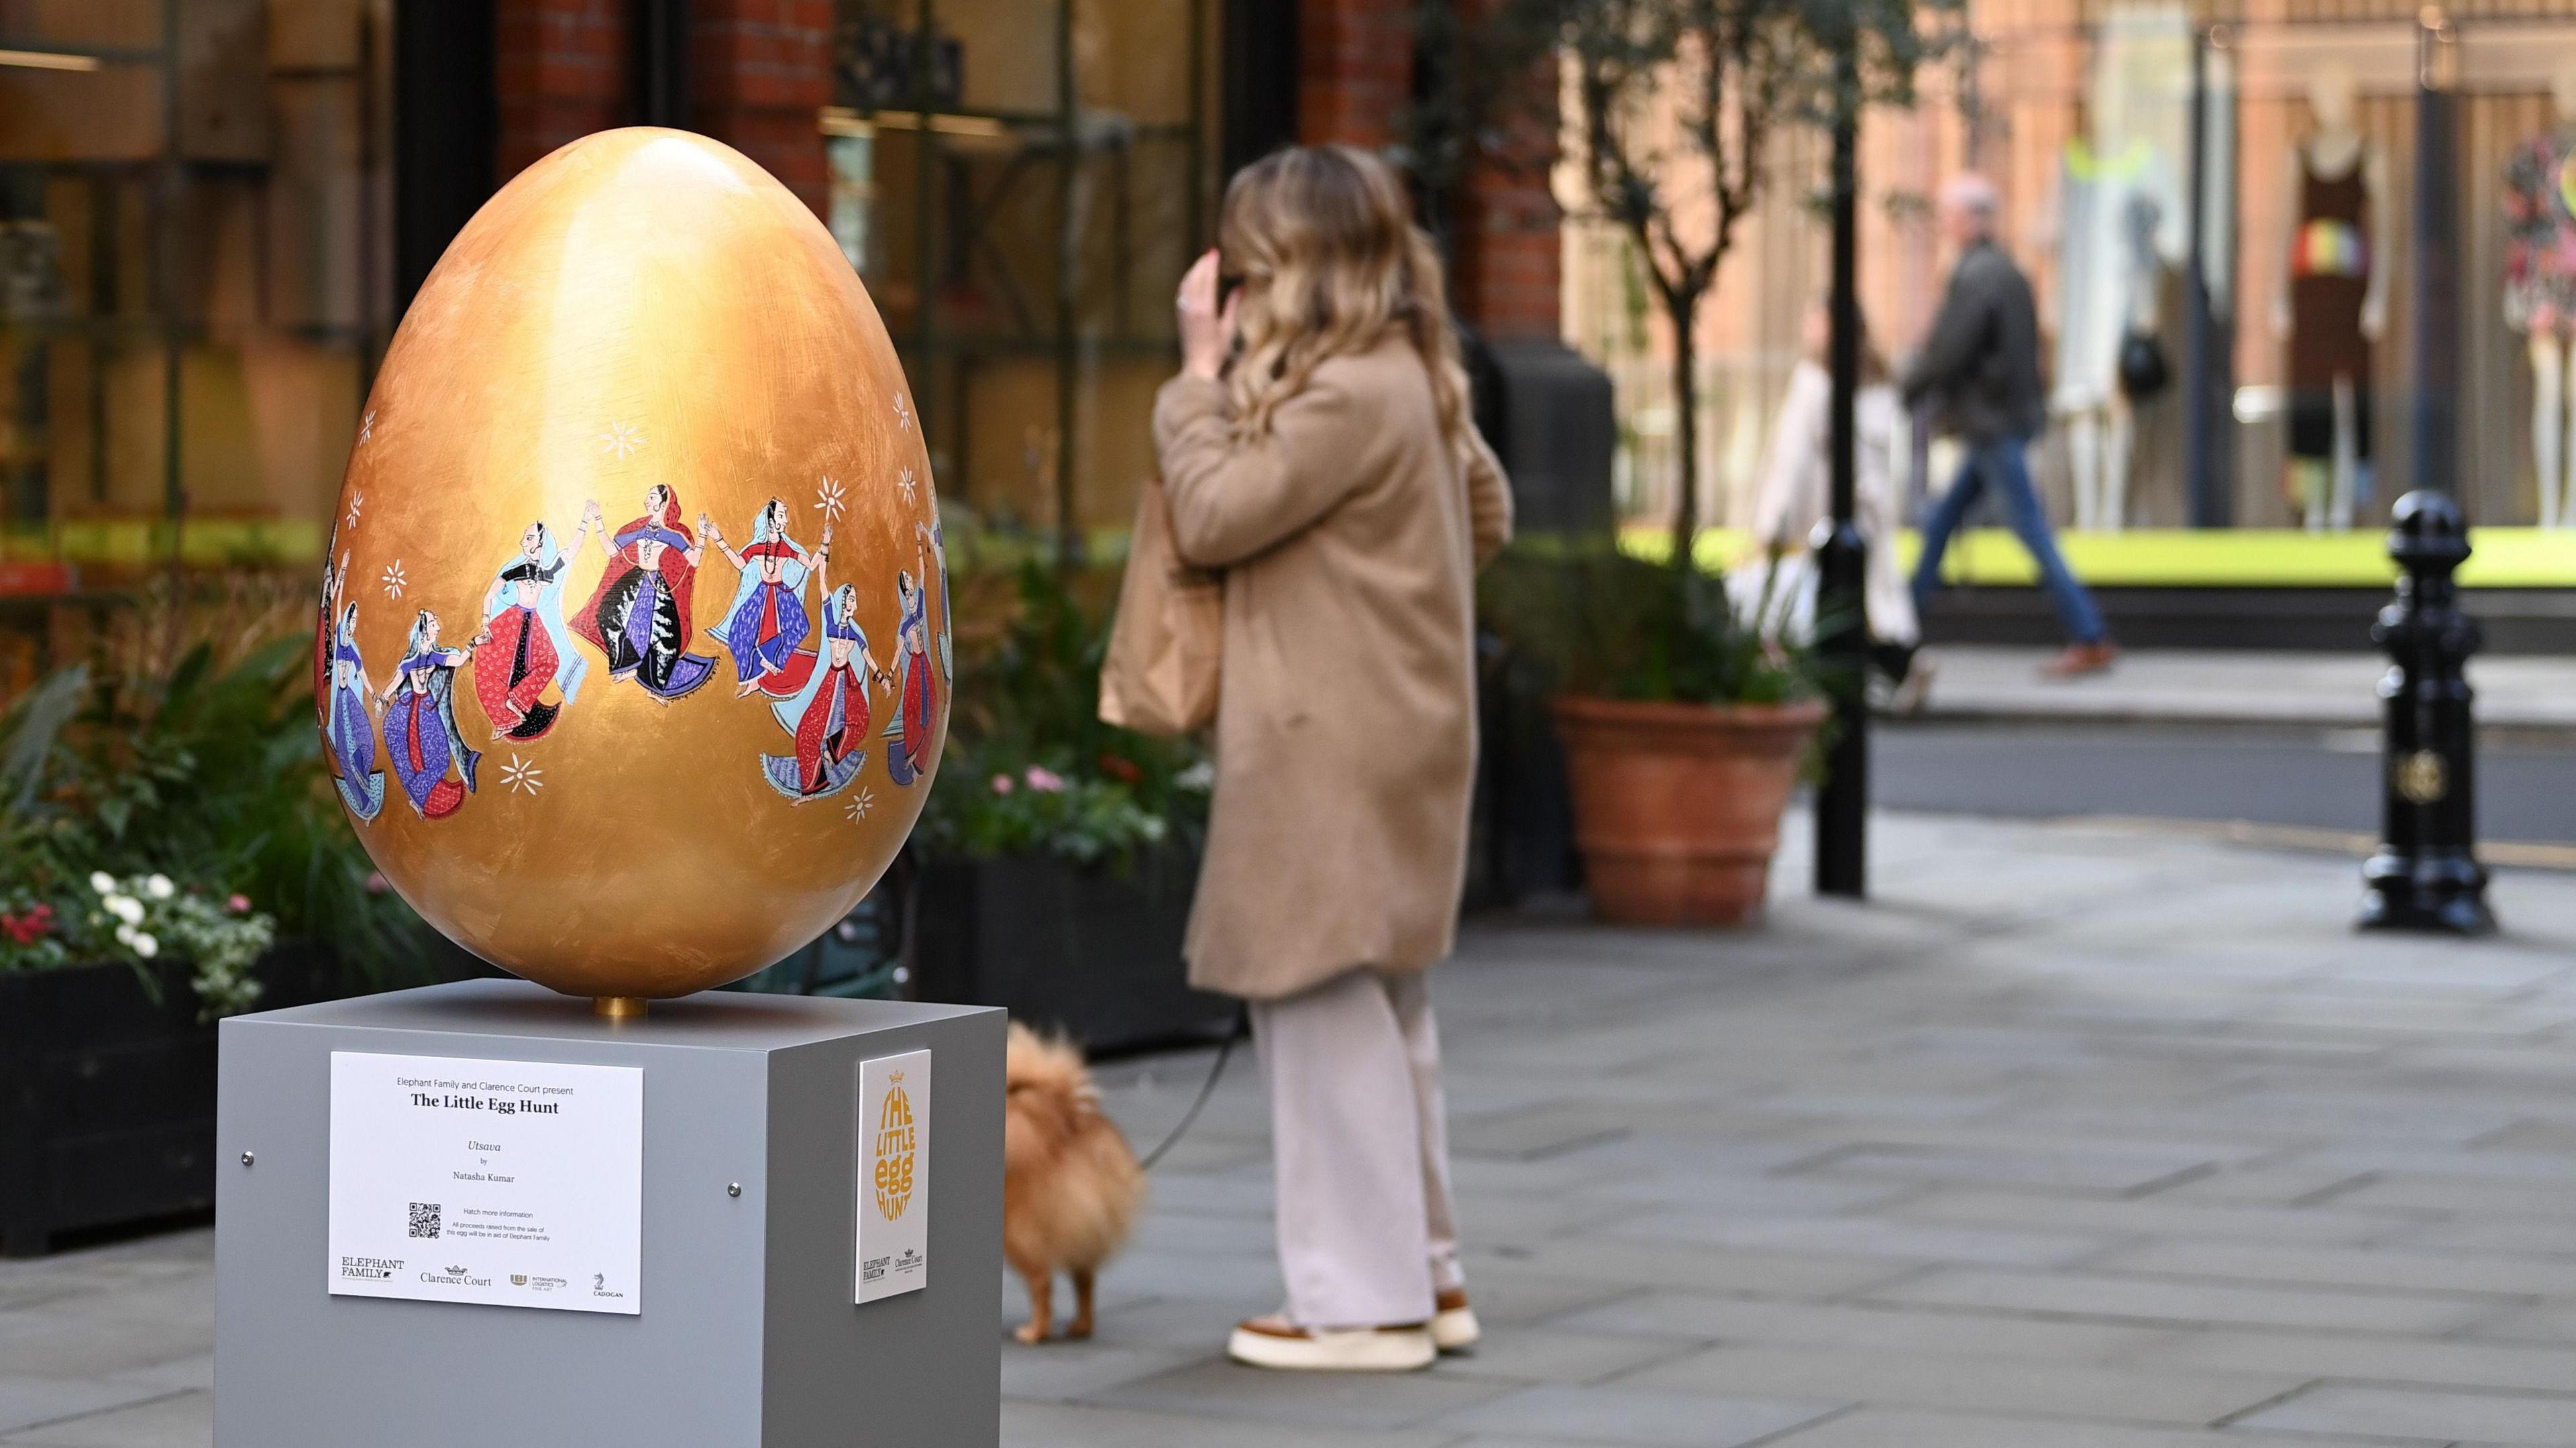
[1218,146,1473,460]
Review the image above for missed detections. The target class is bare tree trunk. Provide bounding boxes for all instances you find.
[1666,293,1701,571]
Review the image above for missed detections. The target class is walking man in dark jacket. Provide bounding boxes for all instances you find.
[1904,174,2116,677]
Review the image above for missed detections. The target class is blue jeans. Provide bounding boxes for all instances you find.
[1911,436,2106,645]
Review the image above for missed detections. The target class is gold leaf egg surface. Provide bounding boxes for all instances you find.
[313,128,949,1000]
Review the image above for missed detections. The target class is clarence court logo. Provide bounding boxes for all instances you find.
[871,1072,917,1221]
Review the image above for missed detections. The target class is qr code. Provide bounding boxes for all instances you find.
[408,1202,441,1239]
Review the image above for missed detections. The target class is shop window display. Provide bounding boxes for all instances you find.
[2271,60,2392,534]
[1562,0,2576,593]
[2502,63,2576,528]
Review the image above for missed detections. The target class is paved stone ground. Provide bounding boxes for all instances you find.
[1918,646,2576,732]
[12,812,2576,1445]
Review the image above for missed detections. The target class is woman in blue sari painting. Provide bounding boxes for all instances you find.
[882,546,938,787]
[704,498,816,697]
[379,610,480,820]
[324,599,385,822]
[760,546,890,801]
[574,485,716,700]
[472,514,593,740]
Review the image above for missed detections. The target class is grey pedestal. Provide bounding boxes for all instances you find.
[215,981,1003,1446]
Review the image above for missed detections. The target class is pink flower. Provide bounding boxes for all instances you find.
[227,893,252,914]
[364,871,390,895]
[1023,767,1066,793]
[989,773,1015,795]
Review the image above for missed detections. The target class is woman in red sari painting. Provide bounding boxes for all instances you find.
[472,512,595,740]
[881,548,937,787]
[574,484,716,701]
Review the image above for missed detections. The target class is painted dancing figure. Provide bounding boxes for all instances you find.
[883,543,939,786]
[919,516,953,688]
[473,515,593,740]
[760,541,887,801]
[704,498,814,698]
[380,610,480,820]
[573,486,717,700]
[313,537,344,729]
[323,599,385,822]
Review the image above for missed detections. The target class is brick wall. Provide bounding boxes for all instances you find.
[1295,0,1562,339]
[494,0,830,219]
[692,0,833,216]
[495,0,629,181]
[1297,0,1411,150]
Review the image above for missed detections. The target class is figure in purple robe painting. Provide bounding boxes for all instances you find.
[572,484,715,700]
[882,544,938,787]
[323,599,385,822]
[760,571,889,802]
[472,514,592,740]
[380,610,480,820]
[704,498,815,698]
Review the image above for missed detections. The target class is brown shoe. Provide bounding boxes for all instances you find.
[2039,641,2118,679]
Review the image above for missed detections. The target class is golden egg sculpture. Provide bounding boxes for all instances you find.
[313,128,949,1006]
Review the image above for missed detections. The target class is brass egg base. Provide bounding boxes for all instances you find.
[593,995,649,1021]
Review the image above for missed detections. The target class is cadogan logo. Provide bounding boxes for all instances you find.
[339,1256,402,1280]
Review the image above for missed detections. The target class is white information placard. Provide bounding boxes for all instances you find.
[855,1050,930,1304]
[327,1051,643,1315]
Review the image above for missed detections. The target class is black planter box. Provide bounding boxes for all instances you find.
[0,943,340,1257]
[910,844,1234,1055]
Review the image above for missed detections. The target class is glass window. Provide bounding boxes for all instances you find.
[0,0,390,654]
[833,0,1215,555]
[1562,0,2576,587]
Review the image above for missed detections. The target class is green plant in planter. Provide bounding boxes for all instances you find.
[1,634,439,1003]
[1477,541,1831,706]
[914,557,1208,867]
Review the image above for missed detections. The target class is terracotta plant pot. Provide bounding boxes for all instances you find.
[1550,695,1827,926]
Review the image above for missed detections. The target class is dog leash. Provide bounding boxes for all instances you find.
[1138,1005,1248,1172]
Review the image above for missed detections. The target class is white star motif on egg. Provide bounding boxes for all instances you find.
[501,754,545,795]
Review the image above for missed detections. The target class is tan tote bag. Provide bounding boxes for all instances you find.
[1098,476,1222,736]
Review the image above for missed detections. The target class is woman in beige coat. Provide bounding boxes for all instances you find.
[1153,146,1511,1373]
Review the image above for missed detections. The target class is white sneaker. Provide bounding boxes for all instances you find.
[1227,1316,1438,1372]
[1432,1289,1481,1353]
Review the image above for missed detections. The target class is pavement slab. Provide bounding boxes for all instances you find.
[11,811,2576,1447]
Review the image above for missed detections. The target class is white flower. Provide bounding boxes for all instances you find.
[89,871,115,895]
[108,895,145,925]
[146,874,174,900]
[113,924,135,946]
[1174,760,1216,792]
[132,932,158,959]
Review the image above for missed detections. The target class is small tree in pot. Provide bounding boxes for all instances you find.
[1505,0,1956,564]
[1481,545,1835,924]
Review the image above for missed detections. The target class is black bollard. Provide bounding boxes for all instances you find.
[2358,491,2495,936]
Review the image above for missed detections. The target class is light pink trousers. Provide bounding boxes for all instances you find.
[1250,968,1465,1329]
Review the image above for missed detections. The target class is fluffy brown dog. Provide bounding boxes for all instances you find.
[1004,1022,1144,1343]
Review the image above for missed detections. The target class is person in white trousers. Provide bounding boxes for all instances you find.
[1152,146,1513,1373]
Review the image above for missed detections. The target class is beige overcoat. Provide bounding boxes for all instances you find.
[1150,334,1513,1002]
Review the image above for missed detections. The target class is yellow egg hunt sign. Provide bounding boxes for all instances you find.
[856,1050,930,1304]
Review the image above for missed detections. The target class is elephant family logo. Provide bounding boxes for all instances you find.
[872,1074,918,1221]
